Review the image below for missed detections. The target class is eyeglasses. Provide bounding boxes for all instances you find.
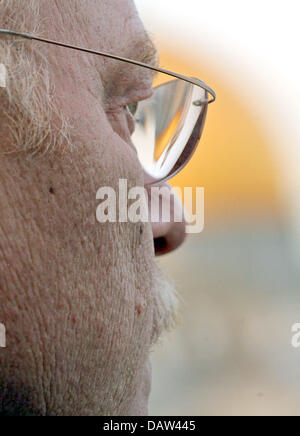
[0,29,216,185]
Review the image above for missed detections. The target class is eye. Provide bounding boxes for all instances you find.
[126,102,138,116]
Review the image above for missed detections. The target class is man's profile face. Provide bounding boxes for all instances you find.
[0,0,185,415]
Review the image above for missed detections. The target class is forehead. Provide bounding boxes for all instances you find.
[39,0,155,59]
[74,0,154,60]
[73,0,157,97]
[39,1,157,104]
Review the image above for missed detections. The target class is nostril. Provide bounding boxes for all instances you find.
[154,237,168,255]
[153,220,187,256]
[150,183,187,256]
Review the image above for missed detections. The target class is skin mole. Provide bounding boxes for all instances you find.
[136,303,143,316]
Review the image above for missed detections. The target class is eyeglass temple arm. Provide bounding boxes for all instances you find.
[0,28,216,104]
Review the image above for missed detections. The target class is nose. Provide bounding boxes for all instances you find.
[145,180,186,256]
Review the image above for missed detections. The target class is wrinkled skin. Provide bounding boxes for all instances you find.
[0,0,185,415]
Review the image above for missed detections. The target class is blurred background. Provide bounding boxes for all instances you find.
[135,0,300,416]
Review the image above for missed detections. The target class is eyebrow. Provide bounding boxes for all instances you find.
[101,35,159,100]
[133,35,159,68]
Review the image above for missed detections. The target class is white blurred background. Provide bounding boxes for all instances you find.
[135,0,300,416]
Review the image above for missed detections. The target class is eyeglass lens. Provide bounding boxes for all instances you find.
[131,77,208,184]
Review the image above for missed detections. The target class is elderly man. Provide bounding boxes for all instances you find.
[0,0,214,416]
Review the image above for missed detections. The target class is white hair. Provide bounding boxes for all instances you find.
[0,0,72,156]
[151,264,181,346]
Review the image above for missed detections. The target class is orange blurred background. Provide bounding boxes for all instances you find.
[135,0,300,416]
[160,46,283,222]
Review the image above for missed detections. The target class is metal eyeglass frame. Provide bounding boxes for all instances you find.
[0,29,216,103]
[0,29,216,184]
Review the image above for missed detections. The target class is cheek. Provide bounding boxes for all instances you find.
[0,49,158,413]
[47,45,144,187]
[106,110,133,145]
[0,144,156,414]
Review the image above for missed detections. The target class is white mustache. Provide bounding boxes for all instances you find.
[151,263,180,346]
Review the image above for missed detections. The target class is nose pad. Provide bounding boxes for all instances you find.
[145,177,187,256]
